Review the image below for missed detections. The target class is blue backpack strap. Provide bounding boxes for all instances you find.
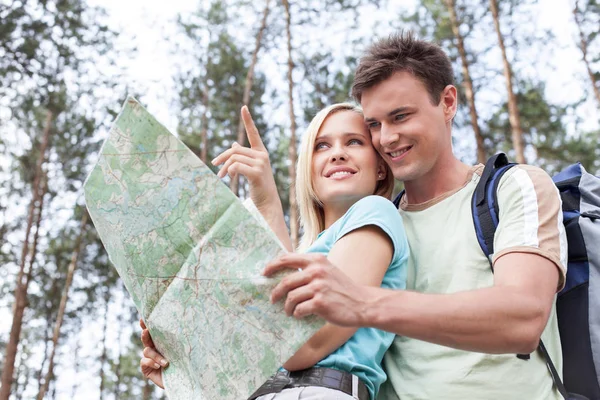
[472,154,570,399]
[471,153,516,266]
[393,190,405,208]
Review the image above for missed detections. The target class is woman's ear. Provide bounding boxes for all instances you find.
[376,162,386,181]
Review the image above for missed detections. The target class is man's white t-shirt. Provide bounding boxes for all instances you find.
[379,164,567,400]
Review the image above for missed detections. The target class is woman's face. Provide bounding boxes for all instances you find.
[311,110,385,208]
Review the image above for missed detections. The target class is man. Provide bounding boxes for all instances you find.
[264,32,567,399]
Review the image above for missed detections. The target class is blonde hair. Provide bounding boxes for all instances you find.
[295,103,395,251]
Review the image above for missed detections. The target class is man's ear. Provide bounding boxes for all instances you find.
[441,85,458,123]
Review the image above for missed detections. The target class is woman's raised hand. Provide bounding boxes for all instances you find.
[139,318,168,389]
[212,106,279,210]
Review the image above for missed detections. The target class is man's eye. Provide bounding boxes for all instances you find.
[394,114,406,121]
[367,122,381,130]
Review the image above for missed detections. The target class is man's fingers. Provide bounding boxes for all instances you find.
[263,253,318,277]
[270,267,315,304]
[140,318,146,330]
[283,285,315,316]
[293,298,319,319]
[241,106,266,151]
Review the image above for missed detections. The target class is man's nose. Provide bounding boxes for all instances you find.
[380,123,399,148]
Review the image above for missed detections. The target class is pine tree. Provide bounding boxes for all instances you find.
[489,0,526,163]
[230,0,272,195]
[282,0,300,249]
[0,1,116,396]
[573,0,600,108]
[444,0,487,163]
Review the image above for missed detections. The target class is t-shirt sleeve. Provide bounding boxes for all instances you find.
[332,195,408,273]
[493,165,568,291]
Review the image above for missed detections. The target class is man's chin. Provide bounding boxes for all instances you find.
[390,165,418,182]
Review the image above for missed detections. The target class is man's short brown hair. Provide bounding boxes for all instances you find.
[352,32,454,105]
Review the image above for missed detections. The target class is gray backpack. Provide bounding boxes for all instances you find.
[471,153,600,400]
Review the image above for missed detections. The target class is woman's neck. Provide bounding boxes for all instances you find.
[322,199,356,230]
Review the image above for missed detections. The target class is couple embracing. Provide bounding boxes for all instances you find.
[141,32,566,400]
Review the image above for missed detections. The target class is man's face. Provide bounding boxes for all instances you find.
[360,71,454,183]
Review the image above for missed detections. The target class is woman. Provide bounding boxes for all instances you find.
[140,103,408,400]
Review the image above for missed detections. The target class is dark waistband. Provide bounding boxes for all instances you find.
[247,367,370,400]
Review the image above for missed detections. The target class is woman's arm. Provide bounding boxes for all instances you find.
[282,225,393,371]
[212,106,292,251]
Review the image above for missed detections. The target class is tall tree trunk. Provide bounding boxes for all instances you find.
[200,86,209,164]
[142,380,153,400]
[98,288,110,400]
[489,0,526,164]
[69,331,81,399]
[0,110,53,400]
[282,0,299,249]
[230,0,271,196]
[14,174,46,398]
[37,212,88,400]
[14,343,29,400]
[573,0,600,108]
[113,290,126,400]
[444,0,487,163]
[36,307,53,394]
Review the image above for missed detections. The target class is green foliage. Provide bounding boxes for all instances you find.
[299,53,356,122]
[485,80,598,174]
[176,0,268,168]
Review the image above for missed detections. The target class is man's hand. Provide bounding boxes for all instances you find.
[139,319,168,389]
[263,253,372,327]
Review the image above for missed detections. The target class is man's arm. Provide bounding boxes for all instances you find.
[363,251,559,353]
[264,251,559,354]
[283,225,393,370]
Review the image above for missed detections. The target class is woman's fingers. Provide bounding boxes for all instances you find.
[227,162,256,181]
[211,144,263,167]
[241,106,266,151]
[141,327,155,349]
[141,355,162,370]
[143,346,169,367]
[140,357,165,389]
[217,154,259,179]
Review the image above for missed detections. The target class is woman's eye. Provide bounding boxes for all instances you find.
[315,142,328,150]
[348,139,363,145]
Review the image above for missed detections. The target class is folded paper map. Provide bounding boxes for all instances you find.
[84,97,323,399]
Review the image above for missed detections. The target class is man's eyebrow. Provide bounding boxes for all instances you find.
[387,107,410,117]
[364,107,410,122]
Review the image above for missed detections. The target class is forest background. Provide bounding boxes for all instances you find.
[1,0,599,398]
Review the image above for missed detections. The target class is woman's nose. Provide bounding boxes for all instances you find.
[329,146,348,162]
